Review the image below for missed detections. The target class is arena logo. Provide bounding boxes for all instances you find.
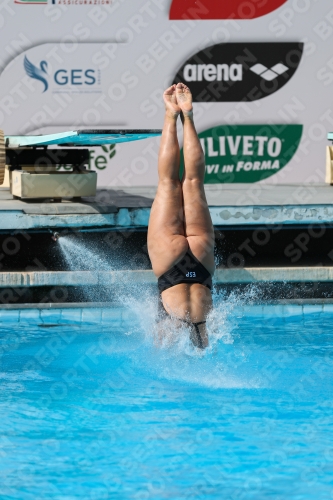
[179,125,303,184]
[24,56,101,93]
[169,0,287,20]
[173,43,303,102]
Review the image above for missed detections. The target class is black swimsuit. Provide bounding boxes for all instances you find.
[157,251,212,293]
[157,252,212,349]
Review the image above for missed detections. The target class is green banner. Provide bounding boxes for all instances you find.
[180,124,303,183]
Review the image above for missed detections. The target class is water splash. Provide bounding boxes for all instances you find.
[57,234,262,369]
[58,234,115,272]
[55,232,265,388]
[117,288,263,389]
[57,234,119,302]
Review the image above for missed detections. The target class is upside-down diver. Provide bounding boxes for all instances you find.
[148,83,215,349]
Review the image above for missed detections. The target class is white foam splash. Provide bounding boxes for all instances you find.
[57,234,264,389]
[58,234,115,272]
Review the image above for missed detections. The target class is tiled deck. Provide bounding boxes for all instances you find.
[1,183,333,230]
[0,302,331,326]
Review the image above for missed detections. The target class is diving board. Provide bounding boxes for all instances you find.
[5,129,162,147]
[0,128,162,200]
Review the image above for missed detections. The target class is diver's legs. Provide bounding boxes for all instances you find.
[147,85,188,278]
[176,83,215,275]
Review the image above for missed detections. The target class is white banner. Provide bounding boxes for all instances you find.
[0,0,332,186]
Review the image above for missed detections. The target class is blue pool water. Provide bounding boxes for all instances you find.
[0,302,333,499]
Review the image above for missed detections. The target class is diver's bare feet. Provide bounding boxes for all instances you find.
[163,85,181,118]
[175,83,193,117]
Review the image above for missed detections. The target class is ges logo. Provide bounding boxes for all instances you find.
[24,56,100,93]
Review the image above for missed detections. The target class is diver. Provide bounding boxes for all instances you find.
[148,83,215,349]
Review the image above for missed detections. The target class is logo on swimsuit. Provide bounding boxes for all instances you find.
[186,272,197,278]
[169,0,287,19]
[172,43,303,102]
[179,124,303,183]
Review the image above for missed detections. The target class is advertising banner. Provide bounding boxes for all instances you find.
[0,0,332,187]
[180,124,303,183]
[174,42,303,102]
[169,0,288,20]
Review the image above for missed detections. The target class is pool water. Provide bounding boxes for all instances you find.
[0,303,333,499]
